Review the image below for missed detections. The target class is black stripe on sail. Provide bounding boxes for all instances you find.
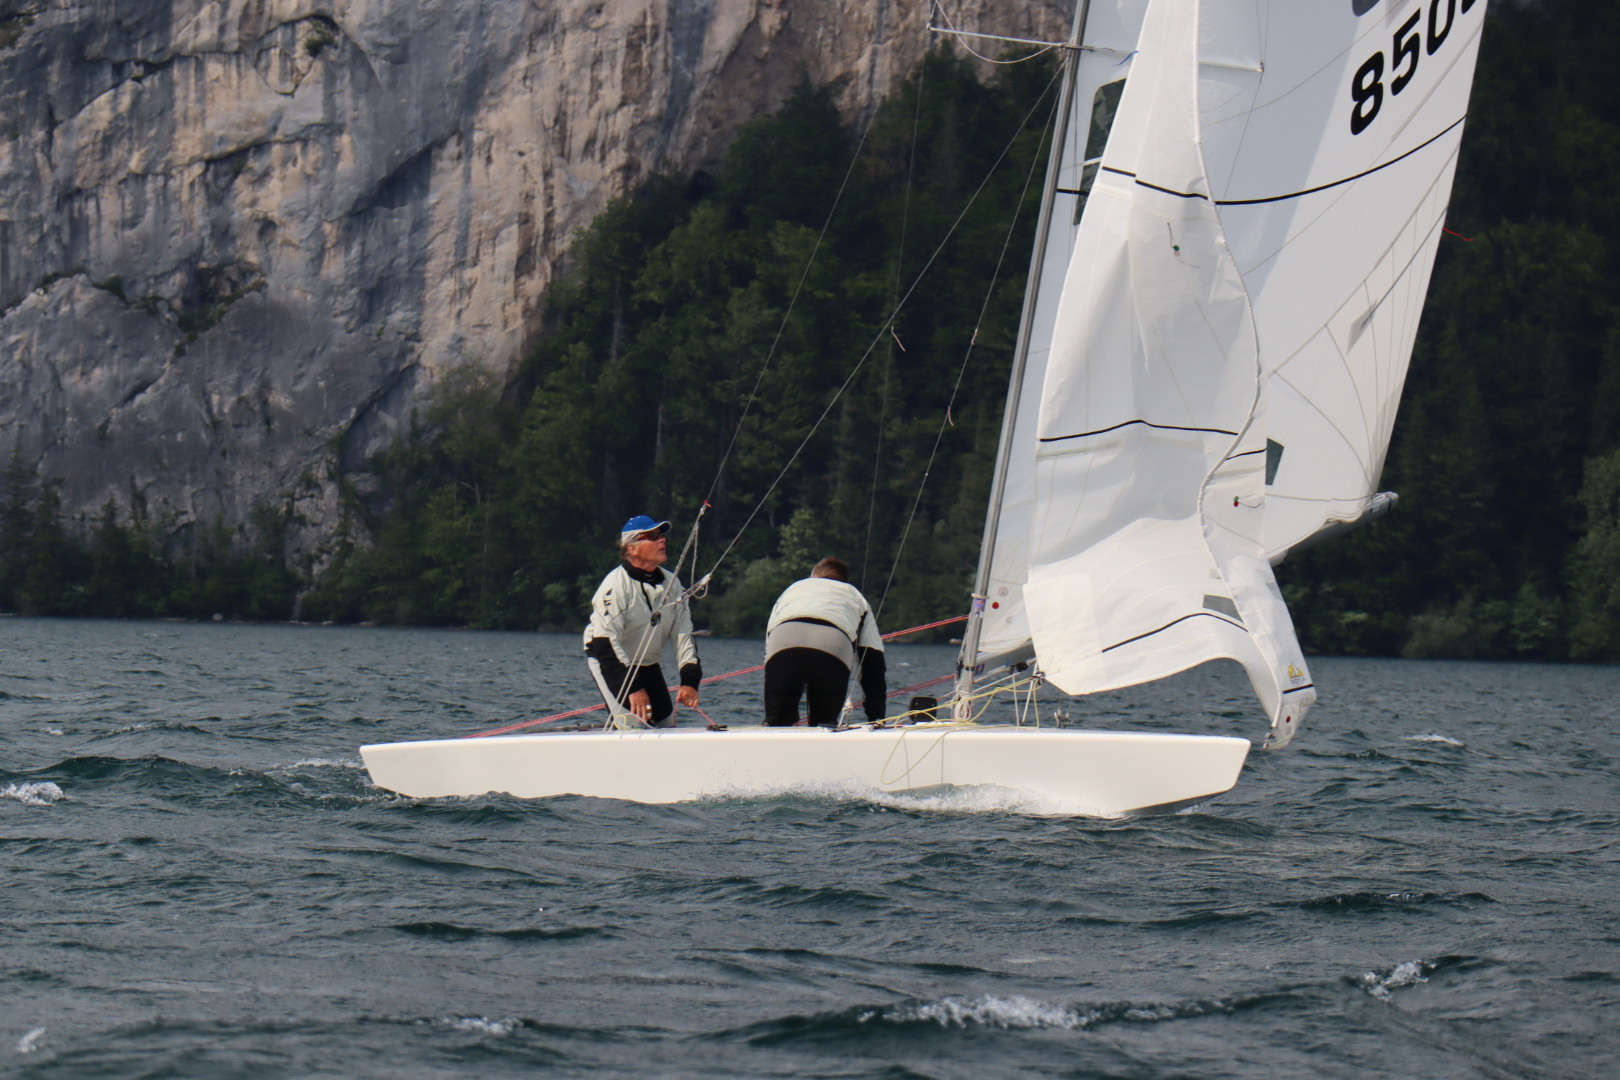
[1097,117,1466,208]
[1282,682,1316,695]
[1138,179,1211,202]
[1217,117,1467,206]
[1041,418,1239,443]
[1101,166,1210,202]
[1101,611,1246,654]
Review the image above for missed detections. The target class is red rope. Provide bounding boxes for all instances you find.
[466,613,969,737]
[886,672,956,699]
[881,614,967,640]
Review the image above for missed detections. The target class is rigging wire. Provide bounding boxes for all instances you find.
[701,58,1069,588]
[872,60,1066,620]
[602,10,1040,728]
[931,1,1063,65]
[599,13,1070,733]
[862,38,930,591]
[700,100,883,514]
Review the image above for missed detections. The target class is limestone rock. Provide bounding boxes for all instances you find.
[0,0,1070,562]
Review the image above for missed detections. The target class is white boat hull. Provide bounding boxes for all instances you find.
[360,724,1251,816]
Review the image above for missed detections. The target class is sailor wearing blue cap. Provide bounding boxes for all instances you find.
[583,515,702,726]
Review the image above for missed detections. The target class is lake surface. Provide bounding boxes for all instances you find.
[2,617,1616,1078]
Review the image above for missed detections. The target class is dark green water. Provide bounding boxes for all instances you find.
[2,617,1615,1078]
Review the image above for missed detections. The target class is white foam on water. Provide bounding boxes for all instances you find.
[868,994,1090,1030]
[874,784,1109,817]
[1359,959,1430,1000]
[290,758,367,770]
[1404,733,1465,746]
[702,777,1108,818]
[440,1016,522,1036]
[16,1027,46,1054]
[2,783,65,807]
[858,994,1239,1032]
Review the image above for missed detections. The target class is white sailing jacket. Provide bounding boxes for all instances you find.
[584,564,700,673]
[767,578,884,652]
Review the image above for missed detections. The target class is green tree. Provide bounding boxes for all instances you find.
[1568,447,1620,659]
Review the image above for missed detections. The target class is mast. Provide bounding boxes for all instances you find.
[950,2,1093,720]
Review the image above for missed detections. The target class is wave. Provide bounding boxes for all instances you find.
[1352,955,1477,1000]
[95,718,295,744]
[722,957,1483,1051]
[391,921,610,943]
[1403,733,1466,746]
[10,754,391,810]
[377,797,568,826]
[436,1015,525,1036]
[286,757,368,769]
[1,781,66,806]
[1290,890,1496,912]
[723,990,1279,1045]
[1358,959,1430,1000]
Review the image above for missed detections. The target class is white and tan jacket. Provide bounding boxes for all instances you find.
[583,563,701,685]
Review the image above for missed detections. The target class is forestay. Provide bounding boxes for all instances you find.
[963,0,1487,748]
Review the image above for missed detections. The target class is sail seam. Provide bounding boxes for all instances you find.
[1040,418,1239,443]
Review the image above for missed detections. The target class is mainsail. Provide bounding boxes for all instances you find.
[958,0,1487,747]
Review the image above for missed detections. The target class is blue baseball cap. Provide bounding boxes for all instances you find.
[620,515,670,545]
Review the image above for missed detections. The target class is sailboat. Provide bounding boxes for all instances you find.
[361,0,1487,814]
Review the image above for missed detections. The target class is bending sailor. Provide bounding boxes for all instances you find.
[584,515,702,727]
[764,557,886,727]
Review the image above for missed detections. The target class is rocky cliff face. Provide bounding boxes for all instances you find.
[0,0,1068,560]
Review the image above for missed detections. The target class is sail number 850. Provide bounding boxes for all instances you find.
[1350,0,1478,135]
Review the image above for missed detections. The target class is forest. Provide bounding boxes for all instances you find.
[2,0,1618,662]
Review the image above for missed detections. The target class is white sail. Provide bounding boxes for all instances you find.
[1209,1,1489,559]
[971,0,1151,674]
[967,0,1486,747]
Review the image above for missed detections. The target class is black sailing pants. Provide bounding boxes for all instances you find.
[763,648,850,727]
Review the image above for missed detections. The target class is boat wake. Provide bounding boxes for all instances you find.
[698,778,1110,817]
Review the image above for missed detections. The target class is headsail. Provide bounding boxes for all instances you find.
[960,0,1486,746]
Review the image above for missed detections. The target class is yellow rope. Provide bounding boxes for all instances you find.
[855,674,1043,728]
[858,676,1045,786]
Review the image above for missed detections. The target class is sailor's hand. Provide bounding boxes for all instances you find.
[676,685,700,709]
[628,689,653,722]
